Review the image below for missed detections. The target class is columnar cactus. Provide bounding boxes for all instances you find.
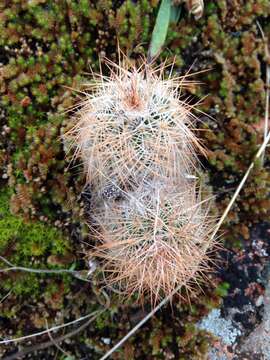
[65,59,216,303]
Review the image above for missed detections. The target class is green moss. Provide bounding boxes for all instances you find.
[215,282,230,298]
[0,189,73,299]
[0,189,70,259]
[2,273,41,296]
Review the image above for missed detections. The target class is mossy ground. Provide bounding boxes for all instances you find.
[1,0,270,358]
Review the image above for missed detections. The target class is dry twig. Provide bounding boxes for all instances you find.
[0,255,90,282]
[2,311,104,360]
[0,309,103,345]
[257,21,270,163]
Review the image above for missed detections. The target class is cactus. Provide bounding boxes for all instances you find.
[66,61,204,190]
[91,179,215,303]
[65,59,216,303]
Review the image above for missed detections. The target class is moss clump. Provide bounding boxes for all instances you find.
[0,188,74,300]
[0,189,70,261]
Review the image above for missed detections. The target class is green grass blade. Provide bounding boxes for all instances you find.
[148,0,172,62]
[170,4,181,23]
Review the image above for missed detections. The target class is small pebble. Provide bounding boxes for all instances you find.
[255,295,264,307]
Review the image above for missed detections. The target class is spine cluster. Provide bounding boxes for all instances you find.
[66,60,216,303]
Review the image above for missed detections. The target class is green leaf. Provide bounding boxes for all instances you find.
[170,4,182,23]
[148,0,172,62]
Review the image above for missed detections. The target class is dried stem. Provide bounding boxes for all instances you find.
[257,21,270,163]
[0,309,103,345]
[2,312,103,360]
[0,255,90,282]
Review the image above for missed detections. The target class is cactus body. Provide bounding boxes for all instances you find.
[66,61,216,303]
